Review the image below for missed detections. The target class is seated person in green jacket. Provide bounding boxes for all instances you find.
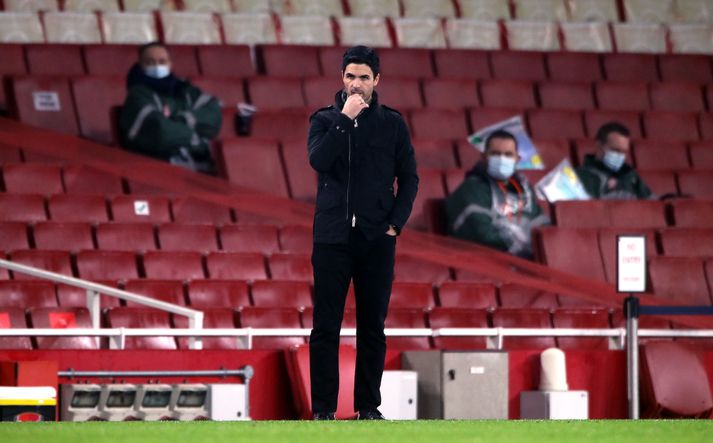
[446,130,549,259]
[576,122,652,199]
[119,42,221,174]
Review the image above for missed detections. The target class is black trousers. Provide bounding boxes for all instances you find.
[309,228,396,414]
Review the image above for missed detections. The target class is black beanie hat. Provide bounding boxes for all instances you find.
[341,45,380,77]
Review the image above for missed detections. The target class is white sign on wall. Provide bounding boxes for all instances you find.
[32,91,61,111]
[616,235,647,293]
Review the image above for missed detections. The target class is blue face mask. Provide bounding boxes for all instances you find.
[144,64,171,79]
[487,155,517,181]
[602,150,626,172]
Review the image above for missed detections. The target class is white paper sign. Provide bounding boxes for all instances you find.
[32,91,61,112]
[133,200,150,216]
[617,236,647,293]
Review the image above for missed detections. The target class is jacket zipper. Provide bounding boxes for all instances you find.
[347,118,358,227]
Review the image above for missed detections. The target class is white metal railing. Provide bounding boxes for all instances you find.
[0,259,204,349]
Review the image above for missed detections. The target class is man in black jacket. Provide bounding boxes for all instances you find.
[307,46,419,420]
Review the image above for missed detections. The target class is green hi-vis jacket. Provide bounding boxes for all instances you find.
[576,154,653,200]
[445,162,550,259]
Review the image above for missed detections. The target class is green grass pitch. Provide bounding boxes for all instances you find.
[0,420,711,443]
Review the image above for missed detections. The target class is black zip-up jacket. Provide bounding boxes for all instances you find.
[308,90,419,244]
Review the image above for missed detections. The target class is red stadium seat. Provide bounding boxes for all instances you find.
[649,82,705,113]
[123,279,186,307]
[2,163,63,195]
[552,308,610,350]
[10,250,73,280]
[251,280,312,309]
[643,112,700,142]
[670,199,713,228]
[428,307,489,350]
[377,78,424,110]
[279,225,312,253]
[0,307,32,350]
[584,110,642,139]
[491,308,555,350]
[171,198,233,225]
[125,180,177,196]
[205,252,267,281]
[389,282,435,309]
[598,228,657,284]
[56,280,121,309]
[480,79,535,109]
[248,77,305,111]
[455,139,479,169]
[422,79,480,109]
[110,195,172,223]
[637,171,678,196]
[26,45,85,76]
[0,44,27,111]
[385,309,430,350]
[423,197,447,235]
[106,307,177,349]
[649,257,712,305]
[602,54,659,82]
[409,108,469,139]
[658,55,712,84]
[166,45,200,77]
[553,200,609,228]
[260,45,320,77]
[238,307,305,349]
[499,284,559,308]
[187,279,251,308]
[71,76,125,145]
[677,171,713,199]
[546,52,603,83]
[595,82,650,112]
[142,251,205,280]
[409,168,446,230]
[62,165,124,196]
[29,307,98,349]
[689,142,713,169]
[469,107,521,134]
[534,227,607,282]
[76,250,139,281]
[0,194,47,222]
[394,255,451,284]
[302,76,342,110]
[527,110,585,140]
[490,51,547,82]
[197,45,255,78]
[533,139,571,169]
[538,81,595,111]
[411,139,458,169]
[0,142,22,164]
[158,223,218,253]
[281,138,317,202]
[216,138,289,197]
[220,224,280,254]
[660,228,713,258]
[8,76,79,135]
[607,200,667,229]
[634,141,690,171]
[48,194,109,223]
[268,252,312,282]
[83,45,135,76]
[698,113,713,140]
[611,309,671,330]
[437,282,497,309]
[0,280,57,308]
[95,222,157,252]
[0,222,30,253]
[173,308,240,350]
[379,48,434,78]
[33,222,94,252]
[433,49,491,79]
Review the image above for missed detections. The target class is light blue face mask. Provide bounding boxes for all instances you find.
[487,155,517,181]
[602,150,626,172]
[144,64,171,79]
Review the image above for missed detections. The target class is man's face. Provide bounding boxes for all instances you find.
[597,132,630,160]
[485,137,519,163]
[140,45,171,70]
[342,63,379,102]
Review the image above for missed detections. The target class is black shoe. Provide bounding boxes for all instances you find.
[313,412,335,420]
[357,409,385,420]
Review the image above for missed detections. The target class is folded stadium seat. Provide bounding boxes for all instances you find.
[259,45,320,77]
[0,307,33,350]
[247,77,306,111]
[640,341,713,418]
[70,76,126,145]
[534,227,607,282]
[125,180,181,197]
[633,141,690,171]
[393,17,447,49]
[62,165,124,196]
[75,250,139,280]
[10,250,73,280]
[400,0,454,17]
[280,15,335,46]
[410,139,458,169]
[0,45,27,112]
[123,279,186,307]
[602,54,659,83]
[376,78,424,111]
[428,307,489,350]
[0,222,30,253]
[220,224,280,254]
[0,194,47,223]
[281,139,317,202]
[504,21,560,52]
[649,256,712,306]
[173,307,241,350]
[643,112,700,142]
[268,252,312,282]
[106,307,177,349]
[238,307,306,349]
[622,0,675,22]
[0,142,23,163]
[181,0,232,12]
[205,251,267,281]
[670,23,713,55]
[445,167,468,194]
[95,222,157,252]
[408,168,446,231]
[559,21,613,53]
[157,223,219,253]
[421,79,479,110]
[279,225,312,254]
[480,79,535,109]
[409,109,469,140]
[698,113,713,140]
[546,53,603,83]
[469,107,522,135]
[248,109,310,140]
[649,82,705,113]
[455,140,480,170]
[432,49,491,80]
[251,280,312,309]
[285,0,344,15]
[215,138,290,198]
[142,251,206,280]
[56,280,121,309]
[186,77,246,109]
[584,110,643,139]
[338,16,392,49]
[612,22,667,55]
[689,142,713,169]
[498,284,559,309]
[658,55,713,84]
[594,82,650,112]
[607,200,667,229]
[537,82,595,111]
[32,221,94,252]
[527,110,586,140]
[598,227,658,284]
[393,255,451,285]
[347,0,399,17]
[160,11,222,44]
[552,308,610,350]
[0,280,57,308]
[64,0,120,12]
[170,198,233,225]
[0,12,44,47]
[670,199,713,228]
[221,12,278,45]
[511,0,567,20]
[385,308,431,350]
[437,281,497,309]
[110,195,172,223]
[531,139,571,169]
[121,0,171,10]
[44,12,102,44]
[660,228,713,258]
[1,163,64,195]
[187,279,251,308]
[377,48,435,79]
[160,45,200,78]
[29,307,98,349]
[302,76,343,110]
[636,171,679,197]
[47,194,109,223]
[99,12,159,45]
[388,282,435,310]
[491,308,556,350]
[196,45,255,78]
[490,52,548,82]
[444,18,502,51]
[610,308,671,331]
[25,45,85,76]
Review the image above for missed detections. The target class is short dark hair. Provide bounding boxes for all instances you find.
[485,129,518,152]
[342,45,380,77]
[138,42,168,59]
[595,122,630,145]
